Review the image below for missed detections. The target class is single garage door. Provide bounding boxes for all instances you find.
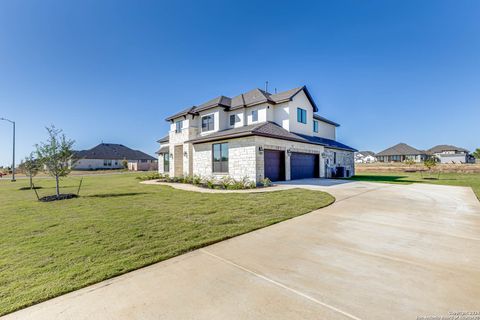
[264,150,285,182]
[290,152,319,180]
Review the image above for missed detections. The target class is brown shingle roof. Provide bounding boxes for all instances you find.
[165,85,319,121]
[186,122,356,151]
[156,146,169,154]
[157,135,169,143]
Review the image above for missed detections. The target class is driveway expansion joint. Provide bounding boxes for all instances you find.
[199,249,363,320]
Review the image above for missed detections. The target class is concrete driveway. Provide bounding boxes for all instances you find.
[4,181,480,320]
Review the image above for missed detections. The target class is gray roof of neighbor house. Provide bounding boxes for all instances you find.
[376,143,427,156]
[165,86,322,121]
[186,122,356,152]
[74,143,156,161]
[428,144,469,153]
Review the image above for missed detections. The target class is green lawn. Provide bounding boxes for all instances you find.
[0,173,334,315]
[348,171,480,199]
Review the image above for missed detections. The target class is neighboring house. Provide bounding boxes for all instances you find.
[376,143,430,163]
[428,145,473,164]
[156,85,356,182]
[74,143,157,171]
[355,151,377,163]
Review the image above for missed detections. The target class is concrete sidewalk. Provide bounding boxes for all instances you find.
[4,181,480,320]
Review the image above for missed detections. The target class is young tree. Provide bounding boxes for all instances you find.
[404,158,415,167]
[122,159,128,170]
[36,126,77,197]
[20,152,40,189]
[473,148,480,159]
[424,157,437,171]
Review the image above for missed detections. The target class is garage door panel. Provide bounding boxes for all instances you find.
[290,152,319,180]
[264,150,285,182]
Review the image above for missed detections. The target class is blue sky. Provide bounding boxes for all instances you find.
[0,0,479,166]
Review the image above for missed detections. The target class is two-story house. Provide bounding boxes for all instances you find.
[157,86,356,183]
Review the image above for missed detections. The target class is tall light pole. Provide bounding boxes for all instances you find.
[0,117,15,182]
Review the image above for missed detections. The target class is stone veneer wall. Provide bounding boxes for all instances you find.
[190,136,355,182]
[324,148,355,177]
[192,137,257,182]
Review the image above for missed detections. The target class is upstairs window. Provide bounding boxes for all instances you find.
[212,143,228,173]
[229,114,236,126]
[297,108,307,124]
[251,110,258,122]
[175,120,183,133]
[313,120,318,133]
[201,115,214,132]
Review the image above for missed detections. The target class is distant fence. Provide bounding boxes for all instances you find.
[356,163,480,174]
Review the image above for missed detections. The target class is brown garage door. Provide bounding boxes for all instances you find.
[264,150,285,182]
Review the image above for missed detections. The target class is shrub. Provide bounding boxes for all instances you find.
[246,181,257,189]
[260,177,272,187]
[219,176,233,189]
[171,176,182,183]
[227,179,244,190]
[241,176,253,188]
[202,176,216,189]
[192,175,202,185]
[136,172,161,181]
[183,175,193,184]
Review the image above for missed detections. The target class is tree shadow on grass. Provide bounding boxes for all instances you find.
[85,192,151,198]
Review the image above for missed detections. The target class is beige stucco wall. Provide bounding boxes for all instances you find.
[287,90,315,136]
[315,121,336,140]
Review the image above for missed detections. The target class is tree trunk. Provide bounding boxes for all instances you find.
[29,175,33,189]
[55,175,60,197]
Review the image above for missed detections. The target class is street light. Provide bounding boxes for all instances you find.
[0,117,15,182]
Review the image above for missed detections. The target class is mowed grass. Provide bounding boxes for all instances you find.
[349,171,480,199]
[0,173,334,315]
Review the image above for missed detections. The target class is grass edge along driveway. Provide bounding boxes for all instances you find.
[348,171,480,200]
[0,173,334,316]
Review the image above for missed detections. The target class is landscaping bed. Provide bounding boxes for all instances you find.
[136,173,273,190]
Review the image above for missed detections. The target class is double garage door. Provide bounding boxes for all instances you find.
[264,150,319,181]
